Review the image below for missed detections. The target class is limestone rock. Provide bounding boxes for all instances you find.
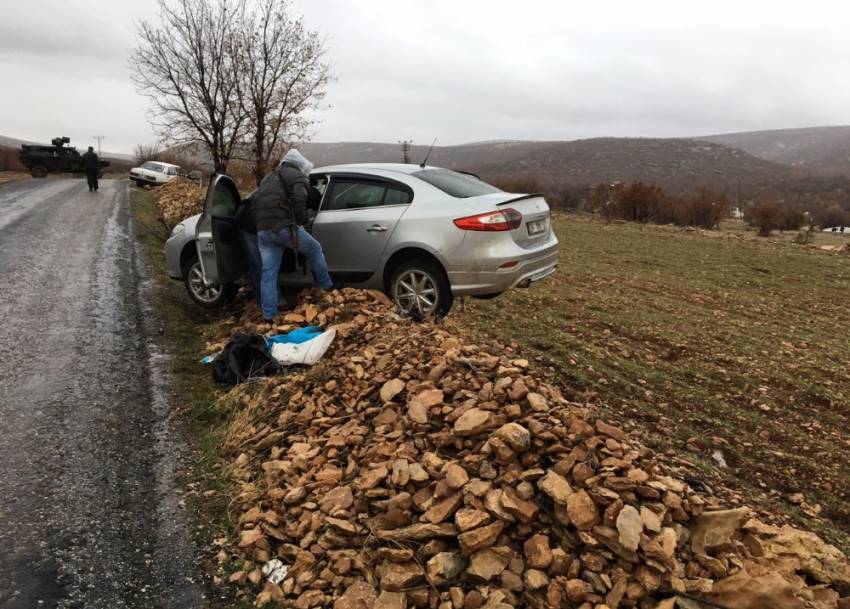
[459,521,504,554]
[523,534,553,569]
[743,519,850,588]
[565,579,589,603]
[690,508,751,553]
[492,423,531,452]
[454,408,492,436]
[444,463,469,489]
[426,552,465,583]
[374,591,406,609]
[616,505,643,552]
[334,582,377,609]
[567,489,598,530]
[640,506,663,533]
[423,493,463,524]
[408,389,443,424]
[455,508,491,532]
[525,392,548,412]
[537,469,572,504]
[523,568,549,590]
[466,547,510,581]
[380,378,405,403]
[377,561,423,591]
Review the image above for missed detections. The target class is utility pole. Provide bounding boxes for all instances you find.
[399,140,412,164]
[93,135,105,156]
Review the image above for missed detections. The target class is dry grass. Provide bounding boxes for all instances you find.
[0,171,30,185]
[456,212,850,553]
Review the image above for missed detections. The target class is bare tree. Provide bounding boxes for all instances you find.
[132,0,247,173]
[134,144,163,165]
[237,0,331,184]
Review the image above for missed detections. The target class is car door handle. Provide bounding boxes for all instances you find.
[366,224,387,233]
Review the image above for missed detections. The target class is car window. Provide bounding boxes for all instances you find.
[142,161,163,172]
[384,186,413,205]
[211,179,239,217]
[412,168,501,198]
[323,179,412,211]
[167,167,177,176]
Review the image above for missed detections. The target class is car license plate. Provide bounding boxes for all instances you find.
[527,220,546,236]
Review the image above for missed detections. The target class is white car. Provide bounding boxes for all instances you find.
[129,161,182,187]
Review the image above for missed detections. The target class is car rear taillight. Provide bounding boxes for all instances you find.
[453,208,523,231]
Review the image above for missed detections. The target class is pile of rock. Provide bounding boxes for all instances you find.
[154,177,204,229]
[216,289,850,609]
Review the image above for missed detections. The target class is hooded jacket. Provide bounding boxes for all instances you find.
[253,149,313,231]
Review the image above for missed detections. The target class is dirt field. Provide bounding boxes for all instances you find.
[456,213,850,553]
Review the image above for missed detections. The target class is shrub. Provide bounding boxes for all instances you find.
[779,206,806,231]
[745,199,782,236]
[602,181,672,224]
[814,205,850,229]
[678,188,731,229]
[490,175,545,195]
[0,148,25,172]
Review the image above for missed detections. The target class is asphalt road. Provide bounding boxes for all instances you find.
[0,179,204,608]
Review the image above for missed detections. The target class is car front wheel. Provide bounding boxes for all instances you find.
[184,257,236,308]
[389,259,453,317]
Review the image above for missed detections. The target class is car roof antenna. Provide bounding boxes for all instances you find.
[419,137,437,168]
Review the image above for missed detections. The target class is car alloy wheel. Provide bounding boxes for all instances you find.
[187,262,223,304]
[393,269,439,315]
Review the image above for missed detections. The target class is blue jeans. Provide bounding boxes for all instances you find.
[239,231,262,299]
[257,226,332,320]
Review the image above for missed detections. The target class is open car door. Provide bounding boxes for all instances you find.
[195,174,246,286]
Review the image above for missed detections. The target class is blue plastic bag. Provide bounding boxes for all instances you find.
[267,326,323,346]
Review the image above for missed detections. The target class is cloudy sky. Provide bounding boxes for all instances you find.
[1,0,848,154]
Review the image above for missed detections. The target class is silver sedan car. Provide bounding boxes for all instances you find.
[164,163,559,316]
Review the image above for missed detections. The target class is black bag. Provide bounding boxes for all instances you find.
[212,332,279,385]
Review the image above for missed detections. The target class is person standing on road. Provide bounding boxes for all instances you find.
[82,146,99,192]
[253,149,333,323]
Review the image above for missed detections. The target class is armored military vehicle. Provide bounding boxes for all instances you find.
[18,137,110,178]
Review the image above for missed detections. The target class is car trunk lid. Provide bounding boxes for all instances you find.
[462,192,552,248]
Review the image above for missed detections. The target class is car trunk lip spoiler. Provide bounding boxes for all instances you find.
[495,193,546,206]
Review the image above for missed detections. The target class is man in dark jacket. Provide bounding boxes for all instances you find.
[81,146,99,192]
[253,149,332,323]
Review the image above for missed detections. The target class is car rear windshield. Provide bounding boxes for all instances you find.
[412,168,501,198]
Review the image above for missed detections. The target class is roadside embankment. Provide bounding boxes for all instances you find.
[202,289,850,609]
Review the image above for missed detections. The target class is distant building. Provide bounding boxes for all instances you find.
[731,207,744,219]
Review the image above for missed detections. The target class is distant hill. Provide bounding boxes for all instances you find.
[699,126,850,175]
[301,138,790,188]
[0,135,37,149]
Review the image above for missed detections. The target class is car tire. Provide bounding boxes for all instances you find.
[31,166,48,178]
[389,258,453,317]
[183,256,237,308]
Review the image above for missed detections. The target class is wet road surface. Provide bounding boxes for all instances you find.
[0,179,204,608]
